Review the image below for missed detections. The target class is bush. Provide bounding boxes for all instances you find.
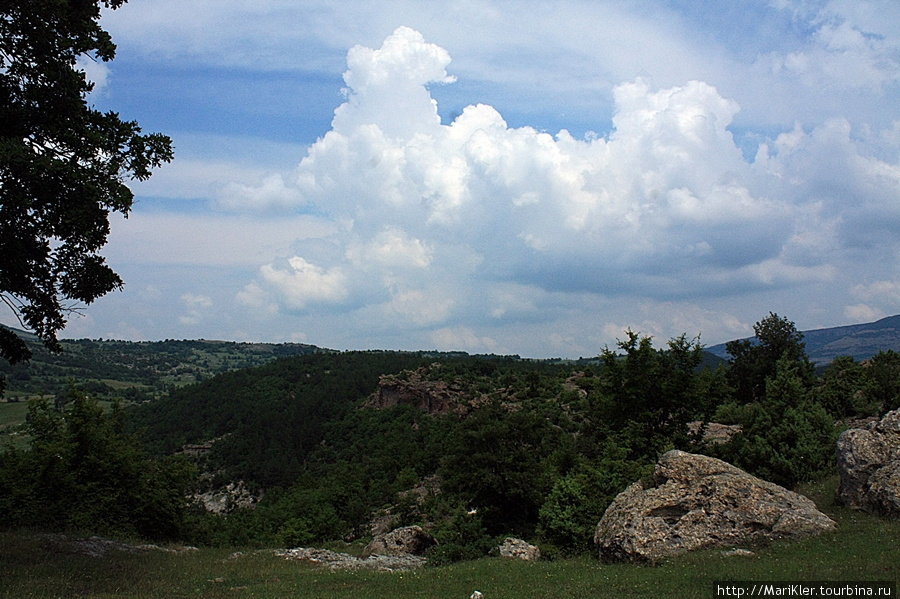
[866,350,900,414]
[816,356,879,418]
[538,449,648,555]
[426,502,497,566]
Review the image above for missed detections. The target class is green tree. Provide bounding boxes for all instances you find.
[816,356,878,419]
[0,0,173,376]
[719,356,837,488]
[538,443,648,555]
[726,313,814,404]
[439,399,557,537]
[592,331,710,461]
[0,387,194,539]
[865,350,900,414]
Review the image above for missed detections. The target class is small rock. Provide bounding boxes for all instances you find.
[498,538,540,561]
[721,548,755,557]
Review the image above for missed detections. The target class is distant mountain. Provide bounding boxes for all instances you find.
[706,315,900,364]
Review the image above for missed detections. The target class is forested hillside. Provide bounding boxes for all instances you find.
[2,314,900,561]
[0,327,322,401]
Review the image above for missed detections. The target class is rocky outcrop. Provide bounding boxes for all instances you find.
[836,408,900,518]
[363,525,437,558]
[594,450,835,563]
[366,365,464,415]
[369,476,441,535]
[498,537,540,561]
[193,481,260,514]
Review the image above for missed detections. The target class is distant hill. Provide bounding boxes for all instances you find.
[0,326,325,400]
[706,315,900,364]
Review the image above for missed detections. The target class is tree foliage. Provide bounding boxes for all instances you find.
[726,312,814,404]
[4,312,890,558]
[587,331,717,461]
[439,398,560,537]
[0,0,173,373]
[718,356,837,488]
[716,314,839,489]
[0,387,194,539]
[866,350,900,414]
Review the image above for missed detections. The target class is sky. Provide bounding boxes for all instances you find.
[17,0,900,358]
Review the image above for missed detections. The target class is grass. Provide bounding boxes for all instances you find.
[0,400,29,428]
[1,476,897,599]
[0,400,32,449]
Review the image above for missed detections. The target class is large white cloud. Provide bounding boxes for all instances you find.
[225,25,900,351]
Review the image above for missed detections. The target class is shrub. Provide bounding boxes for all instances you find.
[426,502,497,566]
[719,356,838,489]
[538,449,649,555]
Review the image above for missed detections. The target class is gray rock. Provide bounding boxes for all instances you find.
[837,409,900,518]
[498,537,540,561]
[363,525,437,557]
[594,450,835,563]
[193,480,259,514]
[721,548,755,557]
[277,547,426,572]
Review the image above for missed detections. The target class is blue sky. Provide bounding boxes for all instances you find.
[15,0,900,358]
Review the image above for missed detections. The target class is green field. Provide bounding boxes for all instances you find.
[1,477,897,599]
[0,397,122,450]
[0,400,31,449]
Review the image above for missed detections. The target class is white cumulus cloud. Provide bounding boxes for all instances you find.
[228,25,900,351]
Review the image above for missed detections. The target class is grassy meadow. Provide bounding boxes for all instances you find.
[2,476,897,599]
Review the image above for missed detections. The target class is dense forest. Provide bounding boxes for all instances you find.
[2,314,900,562]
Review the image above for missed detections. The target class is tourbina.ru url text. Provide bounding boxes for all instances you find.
[715,582,895,597]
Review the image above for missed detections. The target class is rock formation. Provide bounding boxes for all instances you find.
[498,537,541,561]
[836,408,900,518]
[193,481,259,514]
[365,365,463,415]
[687,421,741,445]
[363,525,437,557]
[594,450,836,563]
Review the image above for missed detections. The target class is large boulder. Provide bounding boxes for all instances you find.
[362,525,437,557]
[594,450,835,563]
[836,409,900,518]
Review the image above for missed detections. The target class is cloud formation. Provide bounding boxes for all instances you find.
[66,3,900,356]
[231,25,900,350]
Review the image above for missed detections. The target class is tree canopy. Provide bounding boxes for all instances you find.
[725,312,814,404]
[0,0,173,374]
